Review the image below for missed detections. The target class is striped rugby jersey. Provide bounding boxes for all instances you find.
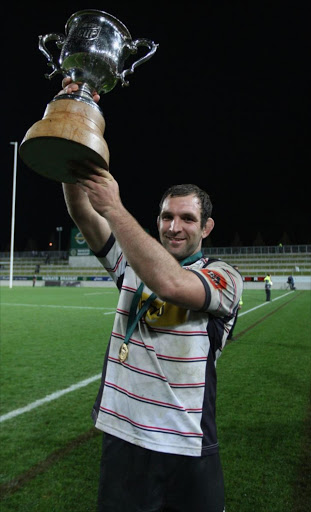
[92,234,243,457]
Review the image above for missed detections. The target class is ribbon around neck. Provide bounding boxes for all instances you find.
[123,251,203,347]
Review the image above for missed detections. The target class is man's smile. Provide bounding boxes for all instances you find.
[166,236,186,243]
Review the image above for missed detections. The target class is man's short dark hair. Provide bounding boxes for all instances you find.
[159,184,213,228]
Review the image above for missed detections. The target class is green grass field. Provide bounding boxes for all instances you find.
[0,287,310,511]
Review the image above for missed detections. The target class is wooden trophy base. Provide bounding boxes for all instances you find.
[19,97,110,183]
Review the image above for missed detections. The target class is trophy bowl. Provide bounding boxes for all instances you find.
[19,9,158,183]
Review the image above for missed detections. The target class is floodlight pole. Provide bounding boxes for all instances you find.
[56,226,63,252]
[9,142,18,289]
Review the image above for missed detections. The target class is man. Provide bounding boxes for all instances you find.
[62,80,243,512]
[264,273,273,301]
[287,275,295,290]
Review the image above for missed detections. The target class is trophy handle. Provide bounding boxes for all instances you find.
[38,33,66,79]
[119,39,159,87]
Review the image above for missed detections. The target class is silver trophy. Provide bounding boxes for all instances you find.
[19,9,158,183]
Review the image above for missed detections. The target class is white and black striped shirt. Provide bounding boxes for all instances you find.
[92,234,243,457]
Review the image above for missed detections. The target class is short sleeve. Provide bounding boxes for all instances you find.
[190,261,243,317]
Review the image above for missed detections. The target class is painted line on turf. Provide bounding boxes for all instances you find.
[0,374,101,423]
[234,291,300,340]
[239,290,294,317]
[1,303,115,313]
[0,290,295,424]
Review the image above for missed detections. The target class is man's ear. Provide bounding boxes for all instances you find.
[202,217,215,239]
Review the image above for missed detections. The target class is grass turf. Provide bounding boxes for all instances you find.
[0,287,310,511]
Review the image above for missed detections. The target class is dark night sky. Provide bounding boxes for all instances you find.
[2,2,310,252]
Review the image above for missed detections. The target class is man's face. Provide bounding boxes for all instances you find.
[157,194,213,261]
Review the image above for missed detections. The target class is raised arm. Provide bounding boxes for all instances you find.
[71,165,242,313]
[62,182,111,253]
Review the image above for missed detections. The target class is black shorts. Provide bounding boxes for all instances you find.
[97,433,225,512]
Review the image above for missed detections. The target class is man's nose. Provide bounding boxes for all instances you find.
[169,217,181,232]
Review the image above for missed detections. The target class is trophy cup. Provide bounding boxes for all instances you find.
[19,9,158,183]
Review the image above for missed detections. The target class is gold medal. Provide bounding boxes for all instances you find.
[119,343,129,362]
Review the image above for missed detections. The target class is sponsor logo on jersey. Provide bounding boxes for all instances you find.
[201,269,227,290]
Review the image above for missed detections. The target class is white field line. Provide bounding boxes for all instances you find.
[239,290,294,317]
[0,291,294,424]
[0,375,101,423]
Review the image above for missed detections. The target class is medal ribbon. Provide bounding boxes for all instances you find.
[119,251,203,361]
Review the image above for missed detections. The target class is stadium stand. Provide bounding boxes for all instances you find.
[204,251,311,276]
[0,246,310,288]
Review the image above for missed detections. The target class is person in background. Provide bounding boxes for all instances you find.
[264,273,273,301]
[287,275,295,290]
[227,265,243,340]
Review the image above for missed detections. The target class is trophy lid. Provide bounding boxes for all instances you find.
[65,9,132,40]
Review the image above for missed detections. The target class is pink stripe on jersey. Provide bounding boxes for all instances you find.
[169,382,205,388]
[157,353,207,362]
[147,326,208,336]
[101,407,203,437]
[116,308,130,316]
[108,356,167,381]
[106,253,124,274]
[105,381,203,413]
[105,381,185,410]
[121,285,137,293]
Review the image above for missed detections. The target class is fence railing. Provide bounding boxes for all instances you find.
[0,251,69,260]
[203,245,311,256]
[0,245,310,260]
